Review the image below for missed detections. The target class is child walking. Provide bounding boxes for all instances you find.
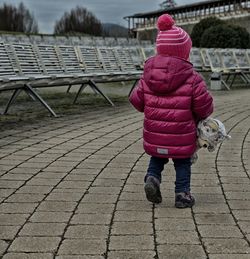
[129,14,213,208]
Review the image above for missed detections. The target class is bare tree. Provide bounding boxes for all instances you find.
[0,2,39,33]
[54,6,102,36]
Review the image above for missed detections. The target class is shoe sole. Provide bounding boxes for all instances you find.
[144,182,162,204]
[175,201,195,208]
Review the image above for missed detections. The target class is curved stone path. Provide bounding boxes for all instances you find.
[0,90,250,259]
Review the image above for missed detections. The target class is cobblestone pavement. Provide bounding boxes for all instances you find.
[0,90,250,259]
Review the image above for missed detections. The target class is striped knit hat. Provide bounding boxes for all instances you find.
[156,14,192,60]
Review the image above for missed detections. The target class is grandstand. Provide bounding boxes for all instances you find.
[124,0,250,39]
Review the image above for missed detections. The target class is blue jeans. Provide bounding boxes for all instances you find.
[145,156,192,193]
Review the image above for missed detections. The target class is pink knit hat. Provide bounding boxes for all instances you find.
[156,14,192,60]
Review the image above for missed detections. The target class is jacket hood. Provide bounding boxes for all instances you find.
[143,55,193,94]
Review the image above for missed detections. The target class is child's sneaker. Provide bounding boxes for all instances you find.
[144,176,162,204]
[175,192,195,208]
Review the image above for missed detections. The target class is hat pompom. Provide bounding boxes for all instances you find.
[157,14,175,31]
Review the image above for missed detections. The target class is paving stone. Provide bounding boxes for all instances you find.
[52,188,83,194]
[192,186,222,194]
[116,201,152,211]
[0,214,29,226]
[56,181,89,189]
[122,184,144,193]
[45,192,83,202]
[76,163,105,170]
[30,158,58,163]
[81,194,117,204]
[70,168,101,175]
[209,254,250,259]
[109,235,154,250]
[18,162,48,169]
[0,165,15,171]
[49,161,79,168]
[42,166,72,173]
[16,186,53,194]
[221,177,250,184]
[26,178,60,186]
[155,205,191,217]
[218,171,246,177]
[0,159,23,166]
[2,252,54,259]
[0,181,24,189]
[65,225,108,239]
[0,174,32,181]
[112,221,153,235]
[0,203,37,214]
[6,194,45,203]
[34,172,67,179]
[119,191,145,201]
[37,201,77,212]
[83,158,109,165]
[158,244,206,258]
[228,200,250,210]
[0,240,9,256]
[98,172,127,179]
[195,213,235,225]
[0,189,16,198]
[29,212,72,223]
[233,210,250,221]
[238,221,250,234]
[57,239,106,255]
[155,218,196,231]
[191,173,218,180]
[194,193,225,203]
[198,225,243,238]
[225,191,250,200]
[71,213,112,225]
[114,210,152,222]
[108,251,155,259]
[63,174,95,182]
[93,178,123,187]
[157,230,200,245]
[203,238,250,254]
[8,237,61,252]
[88,186,121,194]
[56,256,104,259]
[193,203,230,213]
[191,179,220,186]
[76,203,114,214]
[19,223,66,236]
[222,184,250,192]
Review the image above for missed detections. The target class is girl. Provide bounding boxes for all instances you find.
[129,14,213,208]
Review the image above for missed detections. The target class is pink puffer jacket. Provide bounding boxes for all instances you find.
[129,55,213,158]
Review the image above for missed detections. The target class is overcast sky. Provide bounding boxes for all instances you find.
[0,0,207,33]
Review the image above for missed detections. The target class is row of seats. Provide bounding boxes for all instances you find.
[124,46,250,91]
[125,46,250,90]
[0,42,249,117]
[0,34,152,47]
[111,45,250,79]
[0,42,150,116]
[190,48,250,89]
[141,47,250,74]
[190,48,250,72]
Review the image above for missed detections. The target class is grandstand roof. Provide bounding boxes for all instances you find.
[124,0,245,19]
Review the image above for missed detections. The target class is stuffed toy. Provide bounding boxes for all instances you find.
[191,117,231,164]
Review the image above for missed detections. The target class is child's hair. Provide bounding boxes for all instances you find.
[156,14,192,60]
